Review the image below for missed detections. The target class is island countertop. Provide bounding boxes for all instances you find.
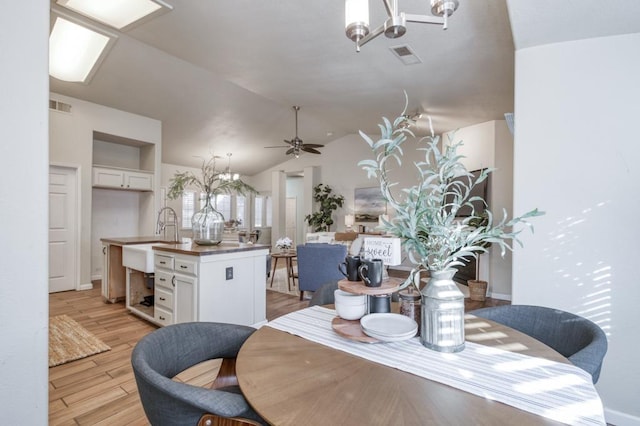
[101,236,178,245]
[151,242,270,256]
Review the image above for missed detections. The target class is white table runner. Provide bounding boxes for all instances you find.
[267,306,605,426]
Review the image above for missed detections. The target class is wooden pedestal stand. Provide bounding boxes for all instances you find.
[332,278,404,342]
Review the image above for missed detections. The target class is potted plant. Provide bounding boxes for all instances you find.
[358,100,543,351]
[305,183,345,232]
[275,237,293,252]
[167,155,256,245]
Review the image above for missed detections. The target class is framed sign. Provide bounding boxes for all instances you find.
[354,187,386,222]
[362,237,402,266]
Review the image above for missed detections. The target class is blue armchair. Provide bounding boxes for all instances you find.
[296,243,347,300]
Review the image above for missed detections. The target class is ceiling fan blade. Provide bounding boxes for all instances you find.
[301,147,321,154]
[283,139,296,146]
[302,144,324,148]
[264,145,289,148]
[285,148,295,155]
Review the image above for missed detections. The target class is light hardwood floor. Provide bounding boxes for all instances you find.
[49,274,504,425]
[49,284,306,426]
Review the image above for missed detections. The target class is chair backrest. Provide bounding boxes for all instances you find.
[471,305,607,383]
[308,281,340,306]
[296,243,347,294]
[131,322,264,425]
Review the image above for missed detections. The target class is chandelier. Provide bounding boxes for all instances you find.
[220,153,239,181]
[345,0,459,52]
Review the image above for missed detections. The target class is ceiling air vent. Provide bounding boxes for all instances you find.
[389,44,422,66]
[49,99,72,114]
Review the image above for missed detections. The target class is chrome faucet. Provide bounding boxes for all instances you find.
[156,207,179,242]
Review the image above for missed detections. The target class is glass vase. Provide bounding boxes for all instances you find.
[191,195,225,245]
[420,269,465,353]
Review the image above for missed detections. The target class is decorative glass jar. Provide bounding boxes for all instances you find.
[399,287,421,334]
[191,195,225,245]
[420,269,465,353]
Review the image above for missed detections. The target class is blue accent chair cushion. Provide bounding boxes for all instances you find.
[296,243,347,300]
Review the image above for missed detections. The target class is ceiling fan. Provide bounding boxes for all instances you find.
[264,106,324,158]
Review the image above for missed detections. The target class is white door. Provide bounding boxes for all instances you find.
[285,197,297,246]
[49,166,78,293]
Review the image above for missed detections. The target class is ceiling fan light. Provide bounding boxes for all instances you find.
[345,0,369,42]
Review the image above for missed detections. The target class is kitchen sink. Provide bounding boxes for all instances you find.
[122,243,159,273]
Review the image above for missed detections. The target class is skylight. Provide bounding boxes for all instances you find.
[49,17,113,83]
[56,0,171,30]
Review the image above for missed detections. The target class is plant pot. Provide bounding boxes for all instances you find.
[468,280,488,302]
[421,270,465,353]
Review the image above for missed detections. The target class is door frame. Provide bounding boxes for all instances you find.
[49,162,82,291]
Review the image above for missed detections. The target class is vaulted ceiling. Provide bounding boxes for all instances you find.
[49,0,640,175]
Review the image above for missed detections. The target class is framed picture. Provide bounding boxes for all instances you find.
[354,187,386,222]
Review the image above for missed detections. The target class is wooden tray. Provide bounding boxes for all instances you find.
[331,317,379,343]
[338,277,404,295]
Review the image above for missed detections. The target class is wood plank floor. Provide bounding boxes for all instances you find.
[49,276,505,425]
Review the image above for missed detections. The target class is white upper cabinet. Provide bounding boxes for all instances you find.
[93,166,153,191]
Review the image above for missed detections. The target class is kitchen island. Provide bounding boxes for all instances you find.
[101,236,177,303]
[124,241,269,328]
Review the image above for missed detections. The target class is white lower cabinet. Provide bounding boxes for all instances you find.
[127,248,268,327]
[154,254,197,325]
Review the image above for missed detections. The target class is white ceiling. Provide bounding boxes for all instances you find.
[49,0,640,176]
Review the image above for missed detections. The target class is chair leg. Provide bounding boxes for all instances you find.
[198,413,262,426]
[299,291,303,301]
[211,358,238,390]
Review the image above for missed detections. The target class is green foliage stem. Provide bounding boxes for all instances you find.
[167,155,257,201]
[358,101,544,288]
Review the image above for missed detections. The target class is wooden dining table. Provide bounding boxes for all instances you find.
[236,311,579,426]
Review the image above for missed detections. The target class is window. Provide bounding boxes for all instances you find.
[215,194,231,221]
[236,196,246,227]
[181,191,197,228]
[254,196,263,227]
[265,196,272,226]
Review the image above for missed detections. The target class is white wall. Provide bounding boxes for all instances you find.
[286,176,305,245]
[0,1,49,423]
[512,33,640,424]
[49,94,162,287]
[444,121,515,298]
[247,133,381,234]
[250,121,511,284]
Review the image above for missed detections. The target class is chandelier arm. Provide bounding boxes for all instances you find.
[382,0,398,17]
[356,22,386,50]
[403,13,444,25]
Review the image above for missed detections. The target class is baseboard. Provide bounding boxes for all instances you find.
[78,282,94,291]
[488,292,511,301]
[91,273,102,281]
[605,407,640,426]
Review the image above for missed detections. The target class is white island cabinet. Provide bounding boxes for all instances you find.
[126,242,269,328]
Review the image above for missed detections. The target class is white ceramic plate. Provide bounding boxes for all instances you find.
[360,313,418,340]
[362,328,417,342]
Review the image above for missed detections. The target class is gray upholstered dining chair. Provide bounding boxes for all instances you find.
[471,305,607,383]
[131,322,266,426]
[308,281,341,306]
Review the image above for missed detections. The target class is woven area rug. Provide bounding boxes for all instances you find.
[49,315,110,367]
[267,264,299,297]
